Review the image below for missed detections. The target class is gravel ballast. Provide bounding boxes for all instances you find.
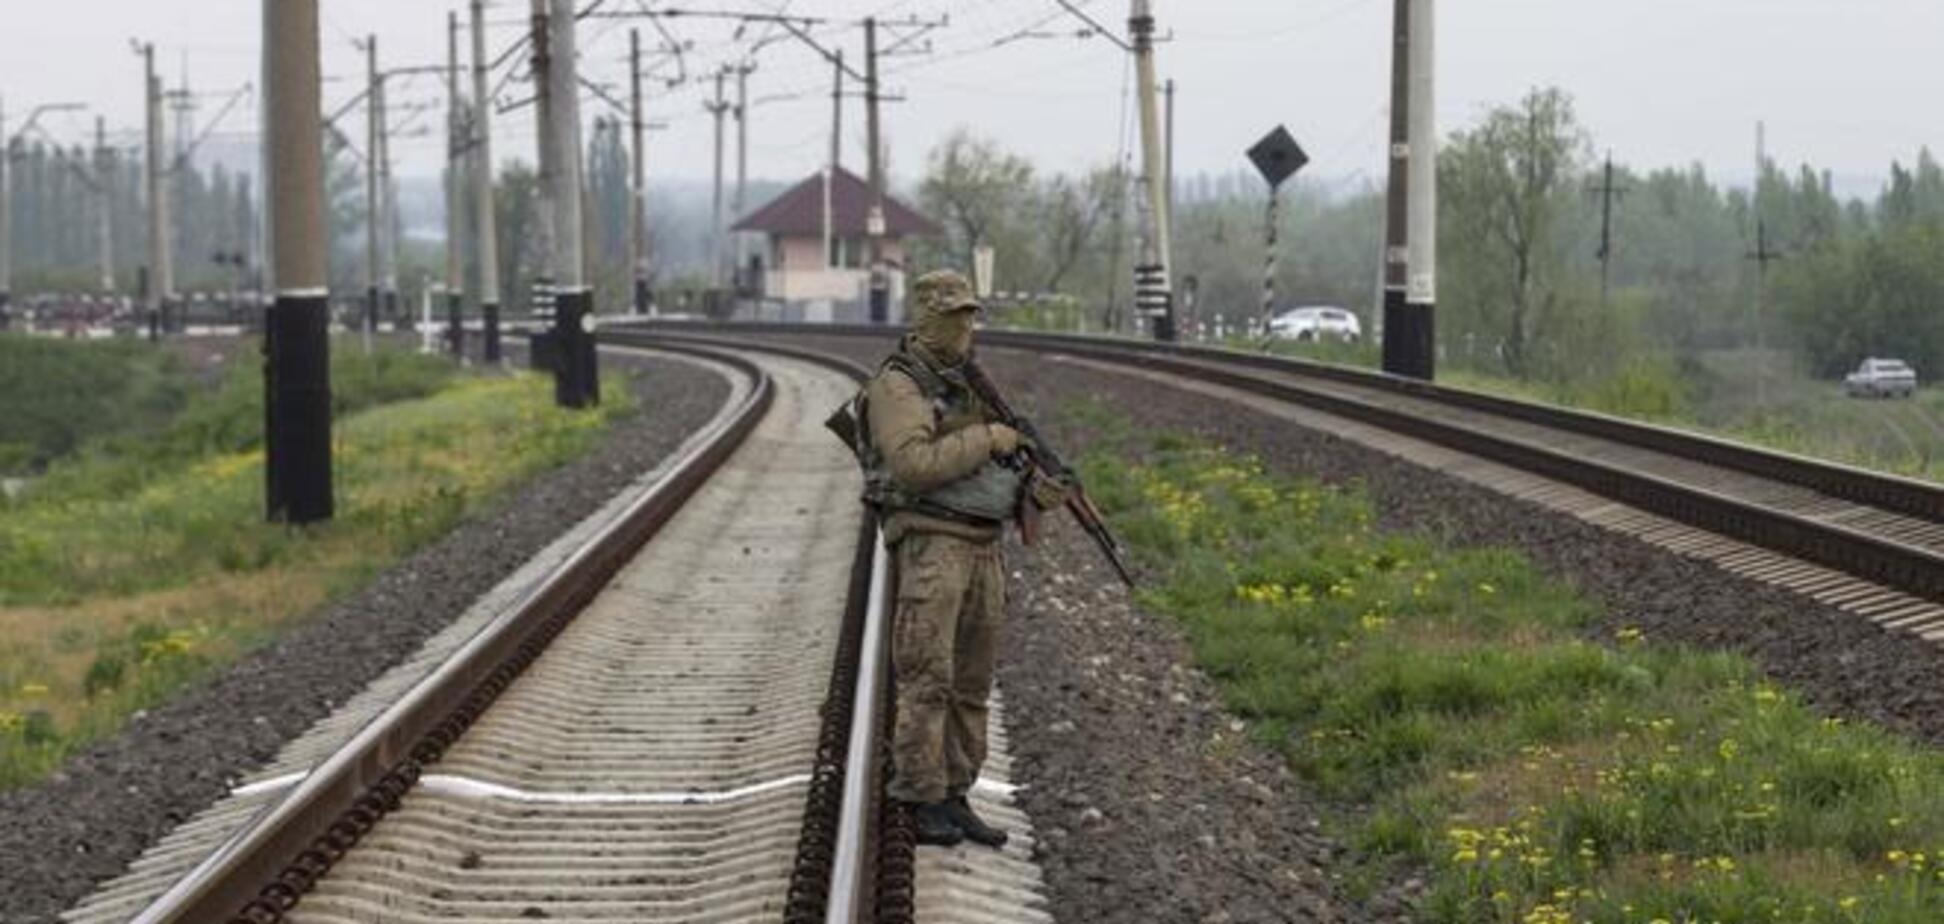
[735,333,1944,921]
[0,350,731,923]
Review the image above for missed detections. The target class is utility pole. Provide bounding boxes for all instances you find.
[711,67,730,291]
[1589,150,1627,308]
[528,0,557,323]
[733,62,751,295]
[825,50,842,270]
[1130,0,1174,341]
[96,116,114,295]
[445,10,465,358]
[144,42,171,341]
[865,17,888,324]
[544,0,597,408]
[262,0,333,524]
[630,27,650,315]
[471,0,503,362]
[1749,121,1781,407]
[831,50,844,173]
[0,99,9,327]
[1164,77,1176,241]
[1379,0,1436,380]
[378,74,398,331]
[0,100,9,327]
[363,35,381,351]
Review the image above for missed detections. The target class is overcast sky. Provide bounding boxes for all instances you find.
[3,0,1940,195]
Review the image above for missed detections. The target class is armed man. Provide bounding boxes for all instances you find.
[852,270,1057,848]
[825,269,1132,847]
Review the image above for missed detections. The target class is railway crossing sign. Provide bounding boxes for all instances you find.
[1247,125,1309,190]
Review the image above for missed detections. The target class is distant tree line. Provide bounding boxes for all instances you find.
[911,89,1944,388]
[3,140,255,295]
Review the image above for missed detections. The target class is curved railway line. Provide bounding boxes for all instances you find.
[627,323,1944,633]
[61,323,1944,924]
[66,341,1050,924]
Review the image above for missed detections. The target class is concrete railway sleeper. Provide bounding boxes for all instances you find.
[76,338,1049,924]
[63,344,912,923]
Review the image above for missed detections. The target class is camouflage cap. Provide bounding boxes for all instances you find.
[910,270,982,322]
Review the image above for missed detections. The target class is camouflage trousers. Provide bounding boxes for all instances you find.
[886,531,1005,804]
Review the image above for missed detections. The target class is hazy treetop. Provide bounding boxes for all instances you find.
[1,0,1938,190]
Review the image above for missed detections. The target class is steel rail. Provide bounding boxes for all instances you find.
[611,321,1944,607]
[623,320,1944,525]
[129,347,775,924]
[601,328,905,924]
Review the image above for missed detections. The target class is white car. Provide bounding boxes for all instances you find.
[1268,306,1362,342]
[1844,357,1918,398]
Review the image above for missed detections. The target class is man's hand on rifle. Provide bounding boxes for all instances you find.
[986,423,1024,457]
[1029,470,1076,511]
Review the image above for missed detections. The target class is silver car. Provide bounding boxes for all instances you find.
[1268,306,1362,342]
[1844,357,1919,398]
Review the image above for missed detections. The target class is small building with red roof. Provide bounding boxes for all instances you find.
[732,166,940,322]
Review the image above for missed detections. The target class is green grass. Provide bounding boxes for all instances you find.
[1076,421,1944,923]
[0,355,631,787]
[1440,351,1943,483]
[0,335,195,473]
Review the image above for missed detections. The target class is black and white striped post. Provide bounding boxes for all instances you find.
[1246,125,1309,338]
[1261,190,1278,332]
[262,0,333,524]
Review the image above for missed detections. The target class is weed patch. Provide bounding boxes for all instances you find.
[1080,431,1944,922]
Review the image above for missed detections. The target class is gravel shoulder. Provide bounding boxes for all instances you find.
[748,333,1944,922]
[0,350,731,923]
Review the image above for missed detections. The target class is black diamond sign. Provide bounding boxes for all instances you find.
[1247,125,1309,190]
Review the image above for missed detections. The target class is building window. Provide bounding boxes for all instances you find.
[829,236,864,269]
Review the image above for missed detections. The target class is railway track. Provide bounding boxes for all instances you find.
[66,340,1050,924]
[626,322,1944,633]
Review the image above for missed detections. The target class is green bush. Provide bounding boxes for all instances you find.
[0,335,192,474]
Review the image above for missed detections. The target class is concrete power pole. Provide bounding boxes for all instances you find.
[733,62,751,296]
[529,0,557,308]
[1406,0,1436,368]
[831,50,844,173]
[824,51,842,271]
[262,0,333,524]
[377,75,398,331]
[1130,0,1174,341]
[96,116,114,295]
[468,0,501,361]
[707,69,728,291]
[0,100,9,325]
[1379,0,1436,380]
[471,0,503,362]
[1164,78,1176,238]
[630,27,649,315]
[145,43,172,341]
[864,17,888,324]
[363,35,381,350]
[445,10,465,357]
[544,0,597,408]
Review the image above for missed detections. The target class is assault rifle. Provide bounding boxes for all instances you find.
[963,358,1137,587]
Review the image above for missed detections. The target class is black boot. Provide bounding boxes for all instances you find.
[909,800,964,847]
[945,795,1009,849]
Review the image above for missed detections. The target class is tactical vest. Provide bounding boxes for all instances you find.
[826,346,1023,526]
